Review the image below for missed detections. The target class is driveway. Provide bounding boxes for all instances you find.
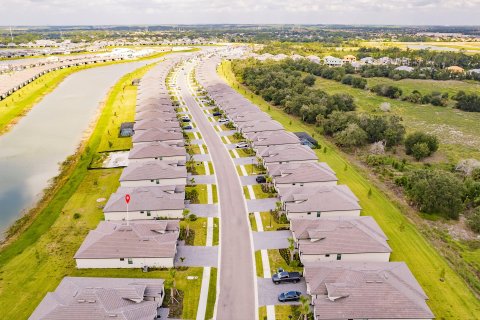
[257,277,307,306]
[174,245,218,267]
[247,198,279,212]
[240,175,261,186]
[190,139,204,145]
[233,156,257,165]
[253,230,292,250]
[188,174,216,184]
[191,154,211,161]
[217,130,236,136]
[186,204,219,217]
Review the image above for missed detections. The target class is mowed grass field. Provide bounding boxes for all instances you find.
[0,60,203,319]
[313,77,480,161]
[219,61,480,319]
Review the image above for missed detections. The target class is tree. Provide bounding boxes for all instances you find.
[334,123,368,148]
[182,209,191,237]
[302,74,316,86]
[401,169,464,219]
[405,131,439,159]
[287,237,295,263]
[299,295,311,320]
[467,207,480,233]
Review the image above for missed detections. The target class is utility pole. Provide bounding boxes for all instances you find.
[9,26,14,42]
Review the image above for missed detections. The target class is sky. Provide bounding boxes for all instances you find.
[1,0,480,26]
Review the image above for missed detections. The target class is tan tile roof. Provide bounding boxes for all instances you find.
[259,145,318,164]
[74,220,179,259]
[128,142,186,159]
[268,162,337,184]
[132,127,183,144]
[291,217,391,255]
[303,262,433,319]
[247,130,300,147]
[237,120,285,133]
[133,118,180,131]
[135,110,177,121]
[280,185,360,213]
[120,161,187,181]
[104,185,185,212]
[230,111,271,123]
[29,277,165,320]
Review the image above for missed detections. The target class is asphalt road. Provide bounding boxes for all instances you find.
[177,61,256,319]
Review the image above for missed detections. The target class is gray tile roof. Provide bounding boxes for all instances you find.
[230,111,271,123]
[120,161,187,181]
[29,277,165,320]
[74,220,179,259]
[237,120,284,133]
[128,142,186,159]
[291,216,391,255]
[136,103,175,113]
[104,185,185,212]
[280,185,361,213]
[247,130,301,147]
[133,118,180,131]
[303,262,433,319]
[132,127,183,144]
[268,162,337,184]
[259,145,318,164]
[135,110,177,121]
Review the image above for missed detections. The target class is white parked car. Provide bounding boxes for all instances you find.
[218,118,230,123]
[236,142,249,149]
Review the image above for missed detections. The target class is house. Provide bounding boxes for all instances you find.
[267,162,337,190]
[323,56,343,67]
[247,130,300,149]
[290,216,391,263]
[132,127,183,146]
[342,55,357,64]
[395,66,415,72]
[306,55,321,64]
[280,185,361,219]
[74,220,179,268]
[229,111,271,123]
[469,68,480,75]
[303,262,434,320]
[237,120,284,134]
[258,145,318,166]
[446,65,465,73]
[29,277,166,320]
[135,110,177,121]
[104,185,185,220]
[128,142,186,163]
[133,118,180,131]
[120,160,187,187]
[377,56,393,65]
[291,54,304,61]
[360,56,376,64]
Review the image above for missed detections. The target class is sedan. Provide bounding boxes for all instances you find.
[235,142,248,148]
[218,118,230,123]
[182,125,193,130]
[278,291,302,302]
[212,111,222,116]
[255,175,266,183]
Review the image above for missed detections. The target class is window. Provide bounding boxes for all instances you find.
[120,258,124,261]
[150,179,154,182]
[140,211,144,214]
[147,211,151,216]
[307,212,311,215]
[128,258,133,264]
[336,254,342,261]
[325,254,330,257]
[317,212,321,218]
[156,180,159,184]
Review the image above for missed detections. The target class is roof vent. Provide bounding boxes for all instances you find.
[77,299,86,303]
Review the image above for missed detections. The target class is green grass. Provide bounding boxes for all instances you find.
[208,162,214,175]
[211,184,218,203]
[260,211,289,231]
[187,144,207,155]
[212,218,220,246]
[275,305,302,320]
[187,131,201,140]
[243,184,276,200]
[232,148,255,158]
[188,161,208,175]
[219,60,480,319]
[255,250,264,277]
[205,268,218,320]
[237,164,265,176]
[225,134,245,143]
[268,250,303,276]
[313,77,480,161]
[249,213,258,231]
[180,218,208,246]
[0,59,204,320]
[259,306,267,320]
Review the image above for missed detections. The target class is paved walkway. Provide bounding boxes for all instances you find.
[253,230,292,250]
[247,198,279,212]
[179,62,256,319]
[257,278,307,306]
[186,203,219,217]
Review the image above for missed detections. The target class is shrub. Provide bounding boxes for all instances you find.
[455,91,480,112]
[334,123,368,148]
[302,74,316,86]
[351,77,367,89]
[411,142,431,161]
[467,207,480,233]
[405,131,438,159]
[401,169,464,219]
[73,213,81,219]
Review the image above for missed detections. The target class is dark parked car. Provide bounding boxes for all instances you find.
[272,270,302,284]
[212,111,222,116]
[182,125,193,130]
[278,291,302,302]
[256,175,266,183]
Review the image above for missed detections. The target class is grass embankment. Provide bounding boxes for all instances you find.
[313,77,480,161]
[219,60,480,319]
[0,60,203,319]
[0,50,185,136]
[205,267,218,319]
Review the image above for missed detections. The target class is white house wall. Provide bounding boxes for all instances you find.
[286,210,361,219]
[120,177,187,187]
[300,252,391,263]
[75,257,174,269]
[104,209,184,220]
[128,155,186,164]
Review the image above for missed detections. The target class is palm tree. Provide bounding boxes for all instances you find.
[182,209,191,238]
[168,269,178,303]
[287,237,295,264]
[298,295,311,320]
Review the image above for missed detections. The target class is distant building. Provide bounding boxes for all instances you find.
[447,65,465,73]
[323,55,343,67]
[395,66,415,72]
[342,54,357,64]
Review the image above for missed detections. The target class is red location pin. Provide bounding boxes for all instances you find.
[125,194,131,204]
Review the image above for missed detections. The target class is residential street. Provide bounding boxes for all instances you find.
[177,61,256,319]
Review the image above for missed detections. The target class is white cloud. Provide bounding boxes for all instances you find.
[0,0,480,25]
